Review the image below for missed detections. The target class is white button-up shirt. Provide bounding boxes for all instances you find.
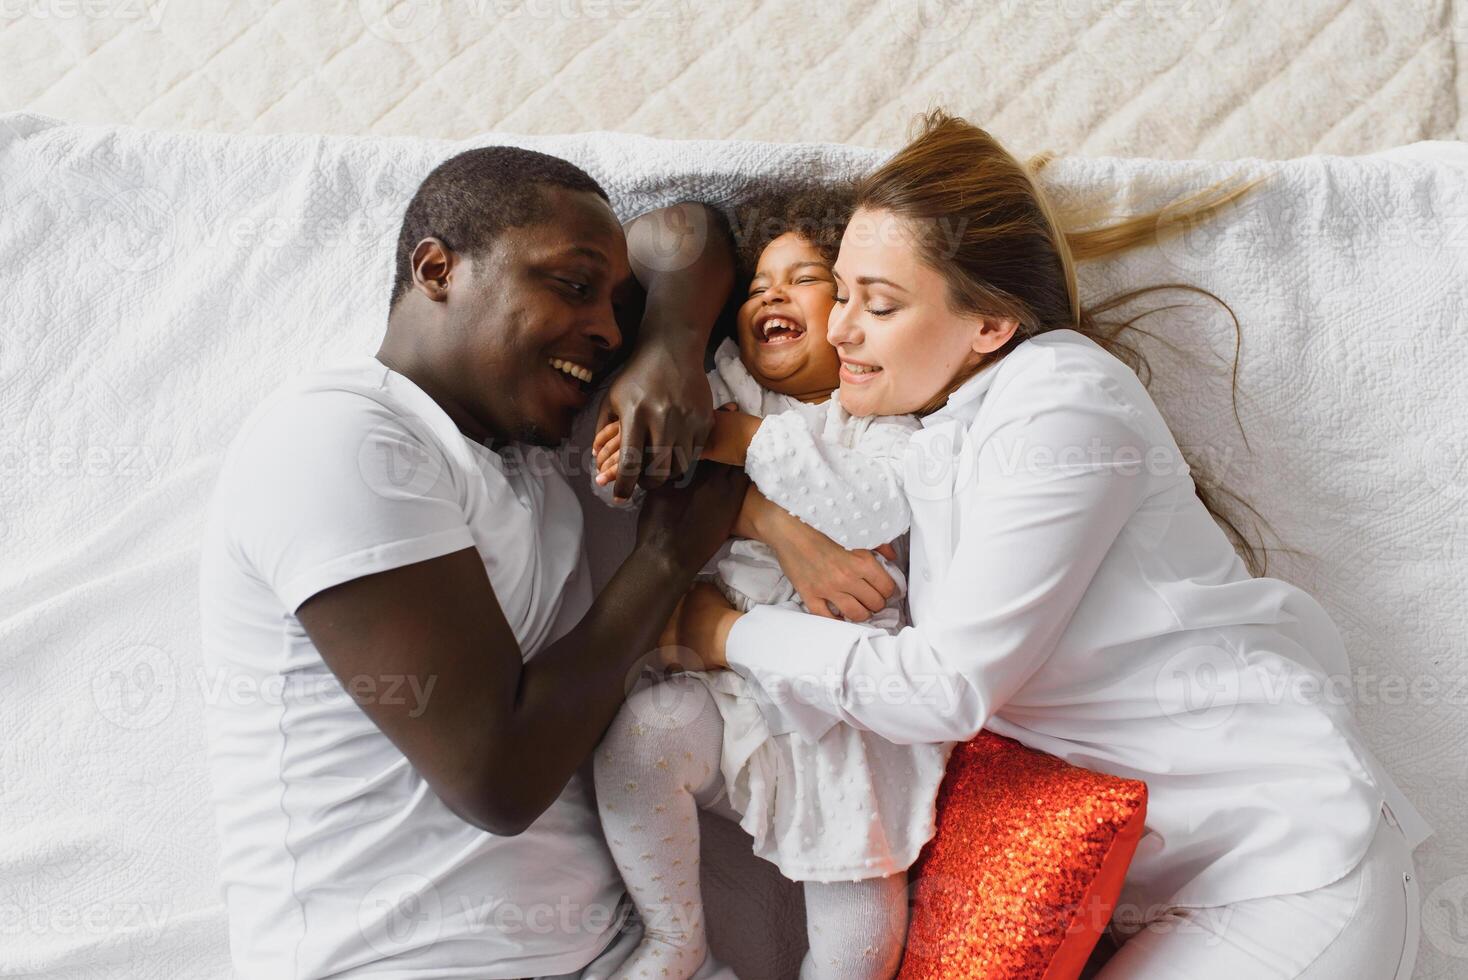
[726,329,1430,914]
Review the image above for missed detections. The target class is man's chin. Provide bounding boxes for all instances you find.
[510,411,573,448]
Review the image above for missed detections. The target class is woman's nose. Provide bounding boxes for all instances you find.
[826,300,855,345]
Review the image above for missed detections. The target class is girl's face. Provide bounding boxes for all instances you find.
[736,232,843,402]
[830,208,990,417]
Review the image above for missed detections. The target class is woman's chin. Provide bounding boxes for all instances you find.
[838,382,884,417]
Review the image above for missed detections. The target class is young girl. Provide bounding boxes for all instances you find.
[669,113,1431,980]
[588,191,949,980]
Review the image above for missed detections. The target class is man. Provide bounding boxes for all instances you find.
[198,146,747,978]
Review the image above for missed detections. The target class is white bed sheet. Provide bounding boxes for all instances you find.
[1,114,1464,978]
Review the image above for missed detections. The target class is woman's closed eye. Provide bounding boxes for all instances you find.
[834,292,896,317]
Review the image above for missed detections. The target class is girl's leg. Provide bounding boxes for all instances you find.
[594,675,727,980]
[799,873,910,980]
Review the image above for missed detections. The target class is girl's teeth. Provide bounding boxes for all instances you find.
[845,363,880,375]
[550,358,592,383]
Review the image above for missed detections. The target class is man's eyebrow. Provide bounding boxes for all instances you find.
[554,245,609,265]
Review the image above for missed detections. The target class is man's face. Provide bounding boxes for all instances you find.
[453,189,635,445]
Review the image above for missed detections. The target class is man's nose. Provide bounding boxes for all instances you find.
[586,303,622,353]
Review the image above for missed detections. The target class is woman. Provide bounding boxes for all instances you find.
[669,112,1431,978]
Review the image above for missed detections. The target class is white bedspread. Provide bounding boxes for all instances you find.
[1,114,1464,979]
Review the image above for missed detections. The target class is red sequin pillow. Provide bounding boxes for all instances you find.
[897,732,1148,980]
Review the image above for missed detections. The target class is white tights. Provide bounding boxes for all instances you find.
[594,674,909,980]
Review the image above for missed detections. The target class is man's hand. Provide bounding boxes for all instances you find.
[595,348,714,500]
[737,486,898,622]
[637,460,749,576]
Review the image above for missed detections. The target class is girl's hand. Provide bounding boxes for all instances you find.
[593,420,624,491]
[658,582,740,671]
[737,487,897,622]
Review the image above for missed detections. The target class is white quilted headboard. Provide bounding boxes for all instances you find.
[1,0,1462,156]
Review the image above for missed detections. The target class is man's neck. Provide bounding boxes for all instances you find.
[376,328,497,448]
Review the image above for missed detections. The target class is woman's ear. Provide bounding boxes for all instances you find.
[972,316,1020,355]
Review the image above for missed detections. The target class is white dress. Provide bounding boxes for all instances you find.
[682,341,953,882]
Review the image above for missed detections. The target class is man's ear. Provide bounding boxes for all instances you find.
[411,238,455,303]
[971,316,1020,355]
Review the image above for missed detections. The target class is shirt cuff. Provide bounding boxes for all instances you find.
[725,604,881,742]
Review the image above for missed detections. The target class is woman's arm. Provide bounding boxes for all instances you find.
[702,376,1159,745]
[598,202,735,500]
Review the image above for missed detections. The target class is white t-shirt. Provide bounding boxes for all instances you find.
[198,357,624,980]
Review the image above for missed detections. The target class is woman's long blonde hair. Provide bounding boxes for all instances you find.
[857,110,1277,575]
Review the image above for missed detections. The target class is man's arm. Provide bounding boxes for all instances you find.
[296,463,748,837]
[598,202,735,500]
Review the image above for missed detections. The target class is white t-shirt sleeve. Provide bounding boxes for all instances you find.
[222,387,476,614]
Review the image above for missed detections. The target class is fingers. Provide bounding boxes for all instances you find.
[612,413,649,501]
[846,578,887,617]
[595,431,623,485]
[875,542,899,563]
[592,420,620,456]
[801,591,838,619]
[860,551,899,601]
[685,411,715,478]
[829,593,870,623]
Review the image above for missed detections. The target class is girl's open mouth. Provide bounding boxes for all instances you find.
[756,316,806,345]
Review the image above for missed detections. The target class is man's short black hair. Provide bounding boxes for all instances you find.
[390,146,610,307]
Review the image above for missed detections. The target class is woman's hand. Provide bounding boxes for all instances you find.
[736,487,898,622]
[657,582,740,671]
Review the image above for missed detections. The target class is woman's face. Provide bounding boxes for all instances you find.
[829,208,986,417]
[736,232,843,401]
